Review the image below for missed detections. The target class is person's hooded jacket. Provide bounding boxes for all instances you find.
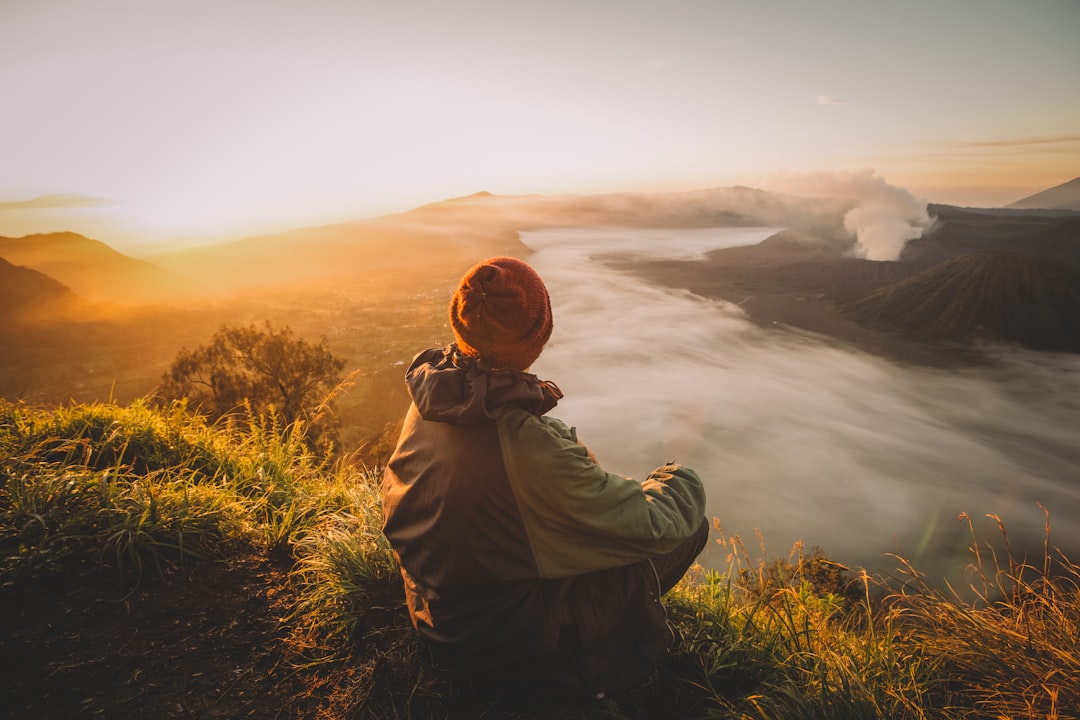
[381,345,707,697]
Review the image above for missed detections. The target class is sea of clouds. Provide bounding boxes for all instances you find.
[527,227,1080,583]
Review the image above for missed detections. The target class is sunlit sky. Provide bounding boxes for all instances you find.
[2,0,1078,249]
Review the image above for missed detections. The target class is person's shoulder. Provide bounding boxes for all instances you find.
[497,405,573,443]
[406,345,451,371]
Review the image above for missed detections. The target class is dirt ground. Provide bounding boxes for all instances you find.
[0,554,308,719]
[0,551,529,720]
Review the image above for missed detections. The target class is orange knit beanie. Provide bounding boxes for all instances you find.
[449,257,553,371]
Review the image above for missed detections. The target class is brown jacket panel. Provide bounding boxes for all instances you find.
[383,403,537,590]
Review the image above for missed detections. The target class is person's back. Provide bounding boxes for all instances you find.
[381,256,708,700]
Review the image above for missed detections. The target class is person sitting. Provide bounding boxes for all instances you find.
[381,256,709,700]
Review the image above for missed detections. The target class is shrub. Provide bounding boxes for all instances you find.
[157,322,349,454]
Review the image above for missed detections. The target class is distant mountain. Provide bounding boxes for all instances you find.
[0,232,198,304]
[1007,177,1080,211]
[0,257,83,321]
[840,252,1080,352]
[906,205,1080,268]
[401,186,838,230]
[149,216,527,294]
[150,187,834,294]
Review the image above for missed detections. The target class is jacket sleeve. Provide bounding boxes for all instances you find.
[496,407,707,579]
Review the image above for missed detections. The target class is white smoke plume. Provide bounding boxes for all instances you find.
[766,169,936,261]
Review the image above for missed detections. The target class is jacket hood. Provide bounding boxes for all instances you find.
[405,345,562,424]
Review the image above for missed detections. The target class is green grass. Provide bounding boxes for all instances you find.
[1,398,1077,719]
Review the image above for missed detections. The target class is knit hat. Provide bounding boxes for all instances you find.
[449,256,553,371]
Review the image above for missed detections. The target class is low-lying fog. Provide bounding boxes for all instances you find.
[526,227,1080,583]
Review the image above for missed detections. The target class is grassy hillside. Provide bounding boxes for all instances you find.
[2,399,1077,719]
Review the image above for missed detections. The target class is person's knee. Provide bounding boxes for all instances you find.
[692,515,709,553]
[654,517,710,594]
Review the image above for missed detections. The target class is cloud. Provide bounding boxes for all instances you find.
[953,134,1080,148]
[0,193,113,210]
[816,94,845,105]
[765,169,935,261]
[525,226,1080,582]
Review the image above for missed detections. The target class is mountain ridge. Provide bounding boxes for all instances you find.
[1007,176,1080,211]
[147,186,836,294]
[0,232,199,304]
[0,256,84,322]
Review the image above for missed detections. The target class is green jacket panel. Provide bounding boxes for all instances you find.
[497,406,707,578]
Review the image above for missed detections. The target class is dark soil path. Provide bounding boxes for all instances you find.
[0,554,520,719]
[0,554,310,720]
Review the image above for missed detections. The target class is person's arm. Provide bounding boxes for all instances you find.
[496,408,707,579]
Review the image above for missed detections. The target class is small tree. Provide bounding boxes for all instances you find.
[159,322,347,452]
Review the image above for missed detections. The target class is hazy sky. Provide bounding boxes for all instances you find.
[2,0,1078,246]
